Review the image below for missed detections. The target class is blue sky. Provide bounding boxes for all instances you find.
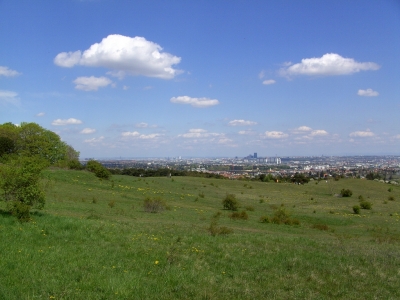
[1,0,399,158]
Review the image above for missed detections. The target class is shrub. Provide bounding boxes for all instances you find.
[388,196,395,201]
[259,216,270,223]
[208,212,233,236]
[360,201,372,210]
[311,224,329,231]
[198,192,205,198]
[222,193,239,211]
[229,210,248,220]
[108,200,115,208]
[86,160,111,180]
[358,195,364,201]
[244,205,254,211]
[388,187,393,192]
[68,159,83,170]
[340,189,353,197]
[143,197,166,213]
[353,205,360,214]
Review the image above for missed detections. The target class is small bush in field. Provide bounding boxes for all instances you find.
[198,192,205,198]
[340,189,353,197]
[353,205,360,214]
[222,193,239,211]
[245,205,254,211]
[229,210,248,220]
[143,197,166,213]
[108,200,115,208]
[260,207,300,225]
[388,196,395,201]
[360,201,372,210]
[208,212,233,236]
[92,197,97,204]
[9,202,31,222]
[311,224,329,231]
[358,195,364,201]
[388,187,393,192]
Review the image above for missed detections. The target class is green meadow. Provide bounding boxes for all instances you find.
[1,169,400,299]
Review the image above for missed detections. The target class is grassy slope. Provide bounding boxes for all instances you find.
[1,169,400,299]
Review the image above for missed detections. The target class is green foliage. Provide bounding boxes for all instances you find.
[388,196,395,201]
[208,212,233,236]
[198,191,205,198]
[222,193,240,211]
[0,122,79,166]
[143,197,166,213]
[0,156,47,220]
[68,159,83,170]
[259,215,270,223]
[86,160,111,179]
[353,205,360,214]
[340,188,353,197]
[366,172,381,180]
[229,210,248,220]
[269,207,300,225]
[360,201,372,210]
[388,187,393,192]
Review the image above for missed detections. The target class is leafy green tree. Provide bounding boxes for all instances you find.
[0,156,48,221]
[86,160,111,179]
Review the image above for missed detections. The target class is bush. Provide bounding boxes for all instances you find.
[208,212,233,236]
[259,216,270,223]
[143,197,166,213]
[222,193,240,211]
[198,192,205,198]
[68,159,83,170]
[340,189,353,197]
[360,201,372,210]
[229,210,248,220]
[244,205,255,211]
[86,160,111,180]
[388,196,395,201]
[353,205,360,214]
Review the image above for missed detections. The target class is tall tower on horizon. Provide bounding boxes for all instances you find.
[254,152,257,159]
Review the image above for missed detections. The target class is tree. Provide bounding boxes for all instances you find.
[0,156,48,221]
[86,160,111,179]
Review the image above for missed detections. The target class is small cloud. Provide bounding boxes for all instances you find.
[84,136,104,144]
[170,96,219,108]
[279,53,380,77]
[80,128,96,134]
[228,119,257,126]
[310,130,328,136]
[264,131,288,139]
[258,70,265,79]
[238,130,255,135]
[0,90,19,105]
[73,76,112,91]
[0,66,21,77]
[139,133,162,139]
[123,85,129,90]
[54,34,182,79]
[136,122,148,128]
[262,79,276,85]
[36,112,45,117]
[179,129,220,138]
[121,131,140,137]
[349,130,374,137]
[358,88,379,97]
[52,118,83,126]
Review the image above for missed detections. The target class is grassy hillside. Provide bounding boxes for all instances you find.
[1,169,400,299]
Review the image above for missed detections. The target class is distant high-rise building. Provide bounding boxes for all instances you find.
[254,152,257,159]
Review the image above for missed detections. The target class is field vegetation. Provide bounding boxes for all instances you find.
[1,167,400,299]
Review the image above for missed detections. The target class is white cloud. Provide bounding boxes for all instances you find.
[54,34,182,79]
[0,90,19,105]
[262,79,276,85]
[0,66,21,77]
[84,136,104,144]
[310,130,328,136]
[73,76,112,91]
[179,129,220,138]
[170,96,219,108]
[349,130,374,137]
[264,131,288,139]
[238,130,255,135]
[358,88,379,97]
[80,128,96,134]
[136,122,148,128]
[36,112,45,117]
[279,53,380,77]
[228,119,257,126]
[293,126,312,133]
[121,131,140,137]
[52,118,82,126]
[139,133,162,139]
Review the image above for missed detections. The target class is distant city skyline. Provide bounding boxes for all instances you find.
[1,1,399,158]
